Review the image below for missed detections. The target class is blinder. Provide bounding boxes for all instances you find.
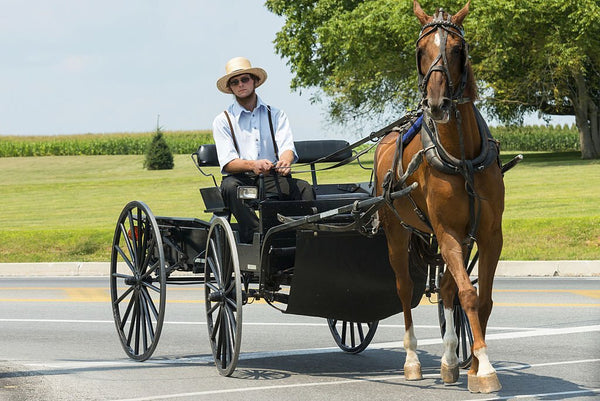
[415,9,469,102]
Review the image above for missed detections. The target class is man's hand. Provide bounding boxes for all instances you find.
[274,150,295,176]
[252,159,274,175]
[274,159,292,176]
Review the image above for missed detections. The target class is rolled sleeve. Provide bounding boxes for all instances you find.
[273,109,298,163]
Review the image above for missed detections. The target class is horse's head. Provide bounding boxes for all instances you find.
[414,1,471,123]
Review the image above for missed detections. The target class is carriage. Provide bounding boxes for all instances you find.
[111,1,525,391]
[109,119,478,377]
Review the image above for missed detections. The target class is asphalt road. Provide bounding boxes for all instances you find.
[0,276,599,401]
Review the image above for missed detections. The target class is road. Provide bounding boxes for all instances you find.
[0,276,599,401]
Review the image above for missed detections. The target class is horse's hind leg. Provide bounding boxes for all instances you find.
[383,218,422,380]
[439,273,460,384]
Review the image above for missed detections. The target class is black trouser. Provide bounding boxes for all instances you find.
[221,173,315,243]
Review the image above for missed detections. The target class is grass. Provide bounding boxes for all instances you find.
[0,152,598,262]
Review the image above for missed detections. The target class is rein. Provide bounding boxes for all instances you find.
[280,112,420,176]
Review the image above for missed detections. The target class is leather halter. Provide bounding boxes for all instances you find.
[416,10,469,103]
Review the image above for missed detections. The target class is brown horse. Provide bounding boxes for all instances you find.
[374,0,504,393]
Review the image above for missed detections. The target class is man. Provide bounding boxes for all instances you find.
[212,57,314,243]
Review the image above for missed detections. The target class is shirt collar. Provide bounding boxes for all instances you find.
[231,95,267,117]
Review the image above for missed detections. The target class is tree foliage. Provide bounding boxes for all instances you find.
[266,0,600,158]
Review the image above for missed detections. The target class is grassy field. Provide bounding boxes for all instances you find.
[0,151,598,262]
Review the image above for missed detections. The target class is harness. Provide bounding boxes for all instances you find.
[381,9,501,266]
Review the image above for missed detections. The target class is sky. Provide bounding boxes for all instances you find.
[0,1,573,140]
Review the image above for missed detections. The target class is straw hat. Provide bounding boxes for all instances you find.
[216,57,268,94]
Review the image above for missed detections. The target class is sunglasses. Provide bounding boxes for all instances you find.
[228,76,251,87]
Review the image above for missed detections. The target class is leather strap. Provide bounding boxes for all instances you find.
[266,105,279,160]
[223,110,239,153]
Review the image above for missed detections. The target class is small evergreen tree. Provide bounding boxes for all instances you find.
[144,120,174,170]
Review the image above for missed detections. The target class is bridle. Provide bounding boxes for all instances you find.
[415,9,470,104]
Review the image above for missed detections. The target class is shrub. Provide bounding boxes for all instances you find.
[144,127,174,170]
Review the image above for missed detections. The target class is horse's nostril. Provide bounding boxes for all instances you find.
[441,98,452,111]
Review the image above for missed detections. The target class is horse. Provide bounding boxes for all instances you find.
[374,0,505,393]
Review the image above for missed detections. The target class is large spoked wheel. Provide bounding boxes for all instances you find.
[110,201,166,361]
[204,216,243,376]
[437,270,474,369]
[327,319,379,354]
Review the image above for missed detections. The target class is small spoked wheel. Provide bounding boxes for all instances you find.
[327,319,379,354]
[110,201,166,361]
[204,216,243,376]
[438,289,474,369]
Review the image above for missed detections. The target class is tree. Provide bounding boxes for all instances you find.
[265,0,600,158]
[144,123,174,170]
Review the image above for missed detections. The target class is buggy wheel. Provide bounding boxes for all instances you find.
[327,319,378,354]
[204,216,243,376]
[110,201,166,361]
[438,293,473,369]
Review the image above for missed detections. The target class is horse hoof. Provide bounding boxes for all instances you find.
[441,363,459,383]
[468,372,502,393]
[478,373,502,393]
[404,363,423,381]
[467,373,479,393]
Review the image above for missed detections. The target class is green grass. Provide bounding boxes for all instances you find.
[0,152,598,262]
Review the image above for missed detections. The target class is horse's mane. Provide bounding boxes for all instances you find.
[464,62,478,101]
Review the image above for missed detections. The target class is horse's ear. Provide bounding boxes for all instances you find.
[452,1,470,25]
[413,0,430,25]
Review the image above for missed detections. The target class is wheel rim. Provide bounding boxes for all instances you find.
[110,201,166,361]
[438,294,474,369]
[327,319,378,354]
[204,216,243,376]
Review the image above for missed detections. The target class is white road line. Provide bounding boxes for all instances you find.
[105,359,600,401]
[475,388,600,401]
[0,318,541,331]
[18,325,600,369]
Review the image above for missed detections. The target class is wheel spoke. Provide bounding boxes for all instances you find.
[126,211,139,267]
[119,291,136,331]
[140,279,161,294]
[349,322,356,347]
[140,286,159,321]
[114,285,135,307]
[119,223,136,270]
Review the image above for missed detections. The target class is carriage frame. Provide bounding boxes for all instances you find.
[109,131,479,376]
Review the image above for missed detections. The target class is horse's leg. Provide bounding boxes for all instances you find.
[467,228,503,393]
[439,272,460,384]
[437,230,499,392]
[382,214,422,380]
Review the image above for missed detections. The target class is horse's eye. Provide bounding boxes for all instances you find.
[451,46,462,55]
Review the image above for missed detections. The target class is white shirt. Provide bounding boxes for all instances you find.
[212,96,298,174]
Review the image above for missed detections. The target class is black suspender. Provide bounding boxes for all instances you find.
[266,105,279,160]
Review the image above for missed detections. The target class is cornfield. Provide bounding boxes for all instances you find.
[0,125,580,157]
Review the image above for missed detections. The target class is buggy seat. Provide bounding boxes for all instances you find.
[194,140,370,201]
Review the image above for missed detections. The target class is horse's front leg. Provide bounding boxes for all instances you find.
[437,230,501,393]
[468,228,503,393]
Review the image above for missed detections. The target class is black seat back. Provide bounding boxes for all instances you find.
[194,144,220,167]
[295,140,351,163]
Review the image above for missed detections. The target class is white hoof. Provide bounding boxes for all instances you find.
[404,363,423,381]
[468,372,502,393]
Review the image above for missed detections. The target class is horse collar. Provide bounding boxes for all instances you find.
[421,105,500,175]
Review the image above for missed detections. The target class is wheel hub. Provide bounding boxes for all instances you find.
[208,290,225,303]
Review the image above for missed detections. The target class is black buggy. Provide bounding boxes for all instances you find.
[109,121,476,376]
